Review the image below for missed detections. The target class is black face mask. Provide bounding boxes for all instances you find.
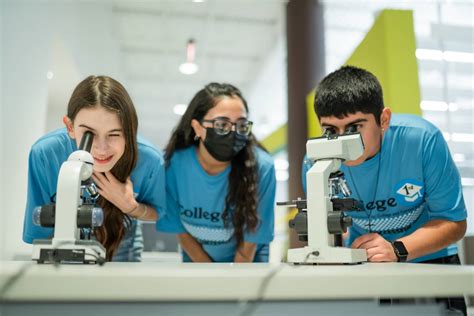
[203,128,249,162]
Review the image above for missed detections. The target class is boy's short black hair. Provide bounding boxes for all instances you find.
[314,65,384,125]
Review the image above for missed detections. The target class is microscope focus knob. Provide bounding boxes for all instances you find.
[32,204,55,227]
[33,204,104,228]
[342,216,352,230]
[327,212,353,234]
[77,205,104,228]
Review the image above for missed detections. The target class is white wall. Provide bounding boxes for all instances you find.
[0,1,121,260]
[246,36,288,141]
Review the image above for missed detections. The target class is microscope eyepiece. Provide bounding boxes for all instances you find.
[323,129,338,139]
[344,125,358,134]
[79,131,94,152]
[323,127,359,139]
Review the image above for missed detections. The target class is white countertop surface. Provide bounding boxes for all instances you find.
[1,261,473,302]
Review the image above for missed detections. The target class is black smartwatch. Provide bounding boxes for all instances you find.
[391,241,408,262]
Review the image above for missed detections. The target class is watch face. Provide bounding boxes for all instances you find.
[393,241,408,256]
[393,241,408,262]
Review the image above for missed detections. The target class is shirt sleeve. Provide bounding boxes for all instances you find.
[23,147,55,243]
[244,160,276,244]
[137,154,167,220]
[155,162,186,233]
[423,130,467,221]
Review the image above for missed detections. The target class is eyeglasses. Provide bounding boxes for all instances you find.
[201,118,253,136]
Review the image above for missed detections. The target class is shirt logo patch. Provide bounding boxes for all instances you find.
[394,179,424,206]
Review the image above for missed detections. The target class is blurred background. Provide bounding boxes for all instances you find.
[0,0,472,262]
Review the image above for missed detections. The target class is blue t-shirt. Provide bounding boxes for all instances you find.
[302,114,467,262]
[157,146,276,262]
[23,128,166,262]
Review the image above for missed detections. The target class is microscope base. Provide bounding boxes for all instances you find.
[32,239,106,264]
[287,246,367,265]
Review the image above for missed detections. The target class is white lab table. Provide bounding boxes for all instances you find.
[0,261,473,316]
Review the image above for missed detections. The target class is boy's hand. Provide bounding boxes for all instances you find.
[351,233,398,262]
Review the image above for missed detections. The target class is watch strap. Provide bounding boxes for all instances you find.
[392,241,408,262]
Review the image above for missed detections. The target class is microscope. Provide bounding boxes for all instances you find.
[279,132,367,264]
[32,131,106,264]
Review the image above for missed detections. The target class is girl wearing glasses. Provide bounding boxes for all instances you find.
[23,75,166,261]
[158,82,276,262]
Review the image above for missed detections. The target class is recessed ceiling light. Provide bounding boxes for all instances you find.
[451,133,474,143]
[46,71,54,80]
[173,104,188,116]
[442,133,474,143]
[420,100,448,111]
[179,62,199,75]
[416,49,474,64]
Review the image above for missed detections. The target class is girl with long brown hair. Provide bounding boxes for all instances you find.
[23,75,166,261]
[157,82,276,262]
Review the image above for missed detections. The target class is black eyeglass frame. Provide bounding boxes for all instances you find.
[200,118,253,136]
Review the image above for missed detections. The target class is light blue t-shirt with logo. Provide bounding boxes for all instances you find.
[23,128,166,262]
[302,114,467,262]
[156,146,276,262]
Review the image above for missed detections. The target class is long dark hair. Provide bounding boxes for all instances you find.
[67,75,138,260]
[165,83,263,248]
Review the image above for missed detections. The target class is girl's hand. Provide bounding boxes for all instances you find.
[92,171,138,214]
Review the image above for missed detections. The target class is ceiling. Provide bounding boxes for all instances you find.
[39,0,472,181]
[111,0,286,148]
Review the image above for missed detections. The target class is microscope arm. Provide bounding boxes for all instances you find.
[306,159,338,248]
[53,159,93,246]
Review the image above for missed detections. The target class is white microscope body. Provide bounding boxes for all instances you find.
[287,133,367,264]
[32,132,106,264]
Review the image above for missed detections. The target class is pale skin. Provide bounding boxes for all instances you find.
[320,108,467,262]
[177,96,257,262]
[63,106,157,221]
